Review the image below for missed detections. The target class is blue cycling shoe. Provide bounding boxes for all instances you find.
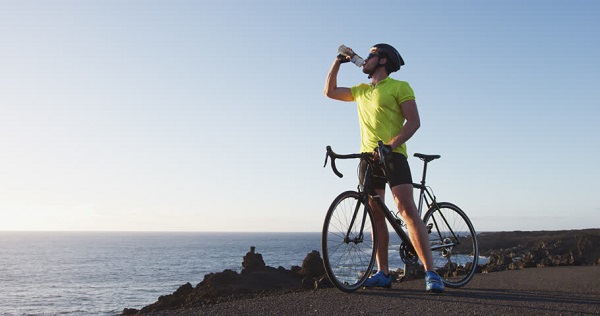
[425,271,445,293]
[363,270,392,288]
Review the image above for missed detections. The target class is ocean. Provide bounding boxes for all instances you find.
[0,231,440,315]
[0,232,332,315]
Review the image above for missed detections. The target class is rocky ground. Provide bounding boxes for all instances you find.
[122,229,600,315]
[477,229,600,272]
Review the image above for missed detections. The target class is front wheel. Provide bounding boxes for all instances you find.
[423,202,478,288]
[322,191,377,292]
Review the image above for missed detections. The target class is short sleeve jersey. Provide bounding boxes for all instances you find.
[350,77,415,157]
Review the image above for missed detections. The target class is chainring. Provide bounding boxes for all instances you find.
[399,243,419,265]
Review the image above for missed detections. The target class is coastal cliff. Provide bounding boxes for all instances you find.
[122,229,600,315]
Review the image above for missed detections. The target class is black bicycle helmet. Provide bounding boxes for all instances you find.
[370,43,404,73]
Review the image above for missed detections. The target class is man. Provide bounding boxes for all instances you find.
[323,43,444,293]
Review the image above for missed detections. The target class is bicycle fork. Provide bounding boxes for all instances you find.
[343,195,370,244]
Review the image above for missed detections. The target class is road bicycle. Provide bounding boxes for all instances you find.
[321,142,478,292]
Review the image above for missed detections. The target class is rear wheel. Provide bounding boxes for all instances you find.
[423,202,478,288]
[321,191,377,292]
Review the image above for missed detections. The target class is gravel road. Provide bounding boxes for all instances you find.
[143,266,600,316]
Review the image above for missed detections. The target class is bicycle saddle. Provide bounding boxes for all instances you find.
[414,153,441,162]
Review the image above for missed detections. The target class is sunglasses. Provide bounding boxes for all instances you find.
[366,52,379,60]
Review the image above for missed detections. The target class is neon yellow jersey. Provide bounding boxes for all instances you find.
[350,77,415,157]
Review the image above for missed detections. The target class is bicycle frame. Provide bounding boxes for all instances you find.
[325,145,462,260]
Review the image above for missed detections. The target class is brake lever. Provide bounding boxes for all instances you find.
[377,140,392,169]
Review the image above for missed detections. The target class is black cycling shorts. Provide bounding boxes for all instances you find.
[359,153,413,190]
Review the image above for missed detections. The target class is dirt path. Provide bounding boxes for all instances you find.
[144,266,600,316]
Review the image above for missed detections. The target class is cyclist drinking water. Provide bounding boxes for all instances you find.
[324,43,444,293]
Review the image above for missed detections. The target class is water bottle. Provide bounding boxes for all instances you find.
[338,44,365,67]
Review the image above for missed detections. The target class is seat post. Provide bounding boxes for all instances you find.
[420,160,429,187]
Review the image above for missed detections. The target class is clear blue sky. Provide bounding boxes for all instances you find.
[1,1,598,232]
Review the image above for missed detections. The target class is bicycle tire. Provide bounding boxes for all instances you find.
[423,202,478,288]
[321,191,377,292]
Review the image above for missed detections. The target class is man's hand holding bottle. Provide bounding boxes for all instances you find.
[337,45,365,67]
